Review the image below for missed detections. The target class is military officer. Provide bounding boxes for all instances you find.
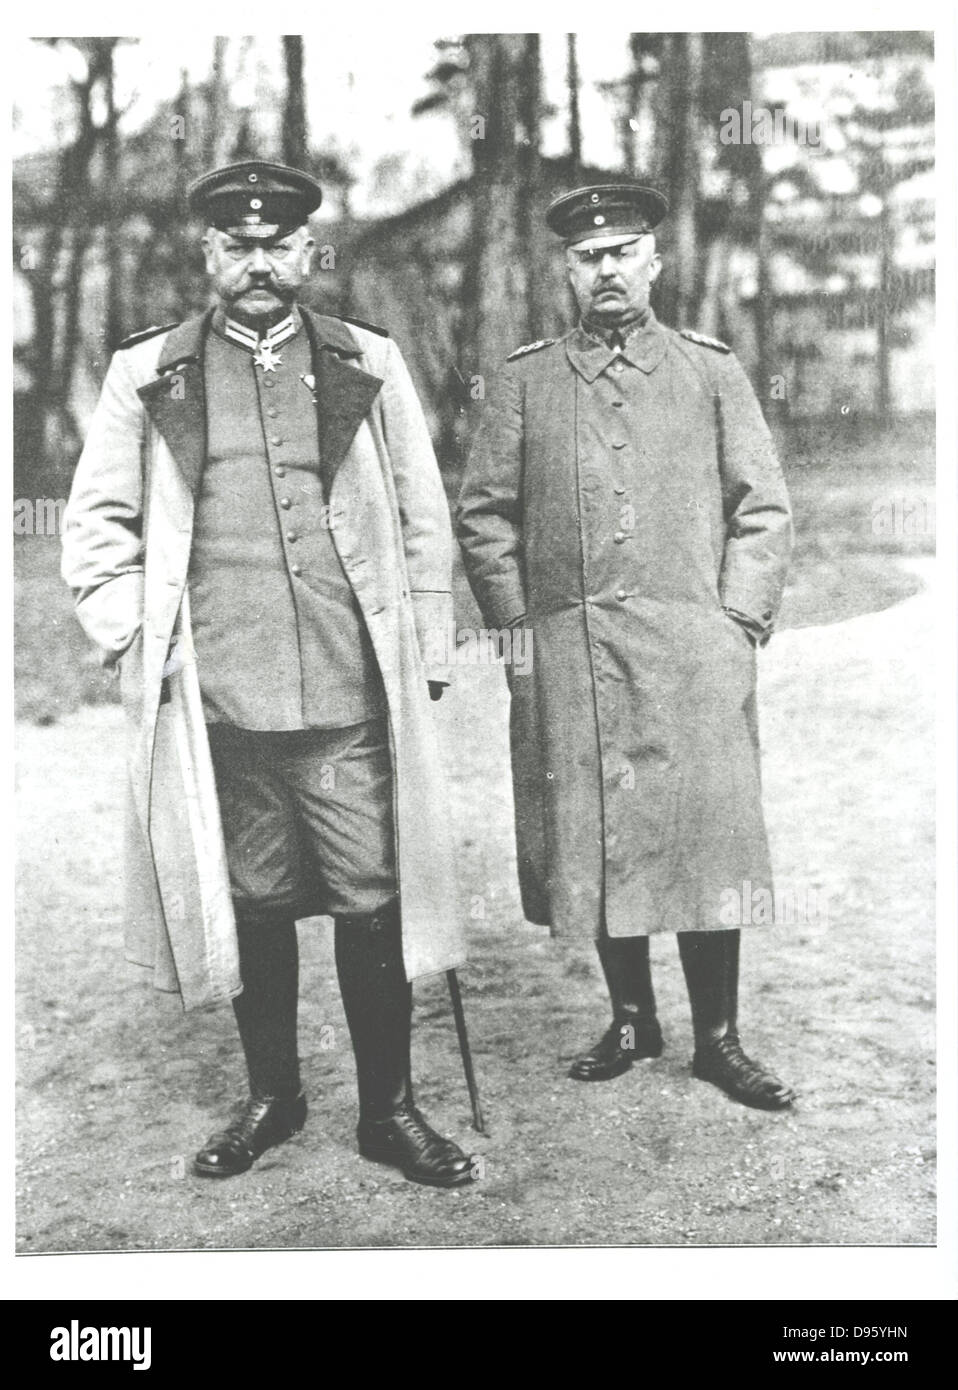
[62,161,476,1186]
[457,184,796,1110]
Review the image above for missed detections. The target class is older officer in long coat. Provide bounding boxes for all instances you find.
[62,162,476,1186]
[458,184,795,1109]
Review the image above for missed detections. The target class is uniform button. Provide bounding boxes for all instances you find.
[616,588,629,601]
[270,436,284,446]
[612,441,627,450]
[612,400,624,408]
[286,531,298,543]
[614,485,626,495]
[262,378,275,389]
[279,497,292,510]
[763,609,773,620]
[613,531,627,544]
[612,361,624,374]
[266,407,279,418]
[274,466,286,478]
[290,564,302,577]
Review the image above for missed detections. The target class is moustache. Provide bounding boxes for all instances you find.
[230,280,289,298]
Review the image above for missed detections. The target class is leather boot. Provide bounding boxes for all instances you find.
[193,1092,307,1177]
[677,929,795,1110]
[569,934,664,1081]
[334,901,475,1189]
[194,907,306,1177]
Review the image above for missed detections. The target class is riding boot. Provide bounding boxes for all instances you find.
[677,929,795,1110]
[334,900,475,1188]
[230,906,303,1098]
[568,934,664,1081]
[334,899,411,1121]
[194,906,306,1177]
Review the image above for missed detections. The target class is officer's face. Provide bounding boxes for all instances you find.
[566,234,662,326]
[202,226,315,323]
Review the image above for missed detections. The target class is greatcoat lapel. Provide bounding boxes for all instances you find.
[137,313,211,496]
[300,307,384,491]
[136,305,383,498]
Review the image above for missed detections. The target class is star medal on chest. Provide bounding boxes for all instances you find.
[253,339,283,373]
[224,313,297,373]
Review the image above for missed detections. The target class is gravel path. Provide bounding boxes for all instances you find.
[16,562,935,1250]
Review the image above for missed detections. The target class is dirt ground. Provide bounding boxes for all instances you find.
[15,419,936,1251]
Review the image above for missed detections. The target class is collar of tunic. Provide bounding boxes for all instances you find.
[211,303,302,350]
[565,309,667,382]
[153,304,363,377]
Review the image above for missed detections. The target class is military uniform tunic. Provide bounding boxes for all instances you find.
[188,309,393,916]
[189,310,386,730]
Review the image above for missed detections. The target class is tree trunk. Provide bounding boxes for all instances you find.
[519,35,545,341]
[660,32,703,327]
[698,230,730,337]
[282,36,308,165]
[59,223,93,412]
[29,43,104,489]
[103,43,123,351]
[205,37,230,167]
[622,33,644,174]
[566,35,582,179]
[754,194,772,393]
[466,34,529,387]
[18,221,65,494]
[173,68,195,309]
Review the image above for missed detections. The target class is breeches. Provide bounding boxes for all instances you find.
[206,717,397,918]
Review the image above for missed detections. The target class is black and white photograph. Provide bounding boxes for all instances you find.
[9,8,955,1297]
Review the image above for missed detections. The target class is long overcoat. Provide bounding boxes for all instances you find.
[457,315,793,940]
[62,308,464,1008]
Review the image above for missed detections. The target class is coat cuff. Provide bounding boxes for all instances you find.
[412,589,455,684]
[480,581,528,631]
[723,607,767,647]
[719,582,777,638]
[73,571,144,668]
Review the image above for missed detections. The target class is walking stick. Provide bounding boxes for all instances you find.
[445,969,487,1135]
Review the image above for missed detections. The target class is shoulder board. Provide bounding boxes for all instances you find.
[679,329,731,354]
[506,338,555,362]
[116,323,179,351]
[333,314,389,338]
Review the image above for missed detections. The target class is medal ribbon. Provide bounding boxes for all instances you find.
[223,314,297,371]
